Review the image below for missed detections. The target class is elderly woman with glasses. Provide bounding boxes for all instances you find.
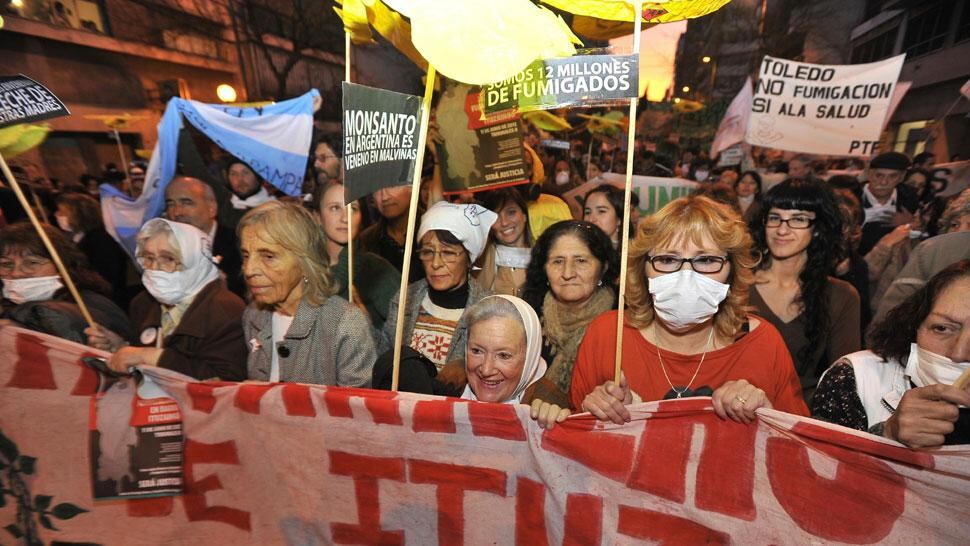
[532,196,808,429]
[86,218,248,380]
[375,201,496,390]
[749,178,861,404]
[2,223,130,344]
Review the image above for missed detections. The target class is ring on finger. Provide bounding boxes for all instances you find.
[735,394,747,406]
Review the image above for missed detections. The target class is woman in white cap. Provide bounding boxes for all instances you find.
[462,295,547,404]
[86,218,248,380]
[378,201,498,382]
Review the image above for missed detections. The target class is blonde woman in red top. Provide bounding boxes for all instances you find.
[532,196,807,429]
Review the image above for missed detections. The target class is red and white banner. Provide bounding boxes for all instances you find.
[2,326,969,545]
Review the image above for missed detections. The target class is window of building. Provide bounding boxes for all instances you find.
[1,0,108,34]
[852,27,898,63]
[903,1,954,58]
[956,1,970,43]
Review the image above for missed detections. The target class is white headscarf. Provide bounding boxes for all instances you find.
[138,218,220,305]
[461,295,547,404]
[417,201,498,262]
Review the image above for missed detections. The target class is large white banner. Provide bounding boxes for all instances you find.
[746,55,905,156]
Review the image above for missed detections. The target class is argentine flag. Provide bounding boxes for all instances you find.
[101,89,318,257]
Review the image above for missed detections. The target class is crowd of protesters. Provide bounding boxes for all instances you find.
[1,123,967,449]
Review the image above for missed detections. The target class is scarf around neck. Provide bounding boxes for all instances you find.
[541,286,615,393]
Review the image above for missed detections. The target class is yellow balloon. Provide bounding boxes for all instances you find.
[542,0,730,23]
[0,124,27,150]
[409,0,578,85]
[522,111,572,132]
[0,124,51,158]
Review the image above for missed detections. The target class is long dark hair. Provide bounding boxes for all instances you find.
[0,222,111,296]
[521,220,619,316]
[482,187,533,246]
[751,178,844,366]
[868,259,970,363]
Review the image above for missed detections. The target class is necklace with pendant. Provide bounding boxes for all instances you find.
[655,324,716,398]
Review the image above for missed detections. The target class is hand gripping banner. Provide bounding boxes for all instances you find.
[1,326,968,544]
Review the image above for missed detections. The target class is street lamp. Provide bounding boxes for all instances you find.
[682,86,690,93]
[216,84,238,103]
[702,56,712,63]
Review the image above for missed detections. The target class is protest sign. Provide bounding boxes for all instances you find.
[481,53,638,115]
[435,82,528,194]
[928,160,970,198]
[711,77,752,157]
[745,55,905,156]
[2,326,969,545]
[0,75,70,128]
[561,172,697,219]
[342,82,422,204]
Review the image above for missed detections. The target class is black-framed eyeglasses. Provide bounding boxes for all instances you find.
[764,214,815,229]
[647,254,729,274]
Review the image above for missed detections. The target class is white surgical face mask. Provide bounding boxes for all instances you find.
[695,170,710,182]
[2,275,64,305]
[905,343,969,388]
[142,269,192,306]
[555,171,570,185]
[55,214,72,233]
[649,269,729,332]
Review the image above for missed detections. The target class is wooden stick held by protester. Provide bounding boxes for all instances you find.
[614,0,644,385]
[390,66,438,392]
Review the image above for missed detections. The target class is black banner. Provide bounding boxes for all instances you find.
[342,82,422,204]
[481,54,638,115]
[0,75,70,128]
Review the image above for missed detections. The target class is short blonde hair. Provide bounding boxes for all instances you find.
[237,201,336,306]
[625,195,757,338]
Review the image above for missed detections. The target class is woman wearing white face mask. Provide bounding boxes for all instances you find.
[533,196,808,429]
[1,223,130,343]
[85,218,248,380]
[813,260,970,447]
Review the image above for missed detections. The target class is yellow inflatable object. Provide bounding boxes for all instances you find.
[528,193,574,239]
[335,0,428,71]
[522,111,572,132]
[543,0,730,23]
[0,124,51,158]
[408,0,579,85]
[578,111,628,137]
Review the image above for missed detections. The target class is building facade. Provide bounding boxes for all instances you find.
[851,0,970,161]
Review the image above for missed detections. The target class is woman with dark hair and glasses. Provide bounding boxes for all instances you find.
[520,220,619,410]
[376,201,496,385]
[532,196,807,429]
[749,178,861,404]
[813,260,969,447]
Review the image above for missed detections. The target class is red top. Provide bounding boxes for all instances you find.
[568,311,809,416]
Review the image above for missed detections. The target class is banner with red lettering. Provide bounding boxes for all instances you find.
[2,326,969,544]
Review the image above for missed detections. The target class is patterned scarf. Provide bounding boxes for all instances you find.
[542,286,615,393]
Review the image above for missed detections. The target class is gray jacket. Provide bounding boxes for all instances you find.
[244,295,375,386]
[378,278,490,364]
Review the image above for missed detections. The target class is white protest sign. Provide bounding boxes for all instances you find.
[745,55,905,156]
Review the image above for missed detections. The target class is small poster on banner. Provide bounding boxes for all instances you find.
[745,55,905,156]
[90,377,183,500]
[481,54,638,115]
[0,75,70,128]
[342,82,422,204]
[435,82,528,194]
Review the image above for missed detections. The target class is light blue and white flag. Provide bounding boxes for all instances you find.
[101,89,318,256]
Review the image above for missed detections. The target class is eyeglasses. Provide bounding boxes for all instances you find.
[417,248,464,263]
[647,254,729,274]
[136,254,181,271]
[0,257,53,276]
[764,214,815,229]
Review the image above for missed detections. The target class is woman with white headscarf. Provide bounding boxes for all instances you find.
[376,201,497,388]
[86,218,248,380]
[461,295,547,404]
